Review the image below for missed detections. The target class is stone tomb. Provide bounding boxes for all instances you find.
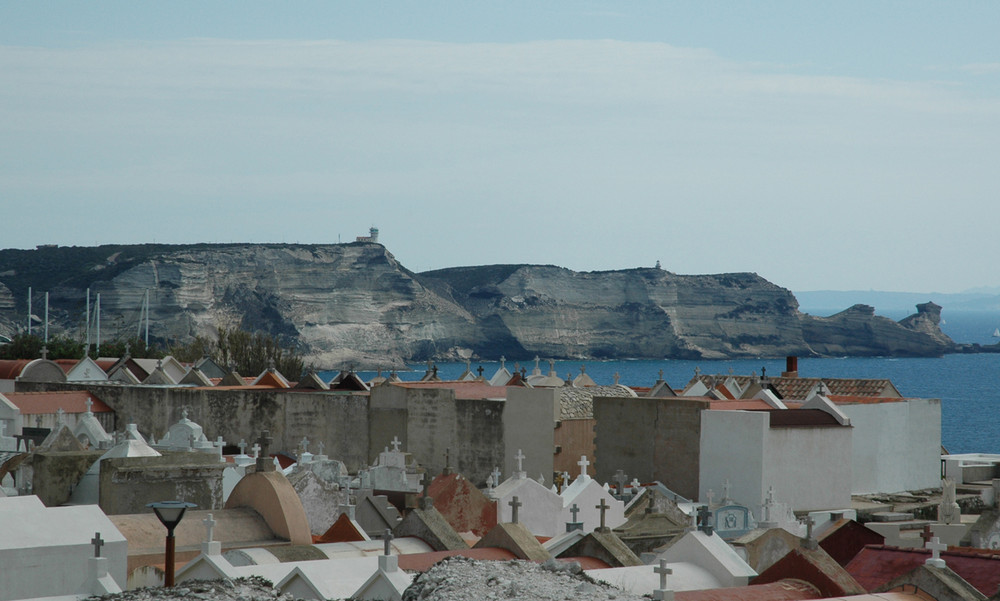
[0,495,127,600]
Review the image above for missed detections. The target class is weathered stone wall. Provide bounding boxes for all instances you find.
[100,452,226,514]
[16,382,371,472]
[31,450,103,506]
[594,396,707,500]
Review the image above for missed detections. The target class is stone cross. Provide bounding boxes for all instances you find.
[40,346,49,360]
[803,515,817,549]
[390,436,401,452]
[630,478,641,493]
[251,443,261,459]
[614,470,628,496]
[256,430,273,471]
[300,437,309,453]
[578,455,590,478]
[515,449,525,473]
[694,366,701,376]
[85,398,93,414]
[203,513,216,543]
[654,558,672,595]
[920,525,934,546]
[722,479,731,501]
[613,372,620,385]
[317,441,325,456]
[925,536,947,567]
[499,356,506,369]
[383,529,393,556]
[570,503,580,522]
[706,489,715,508]
[658,369,664,380]
[57,407,65,424]
[477,365,484,378]
[596,498,610,531]
[492,466,502,486]
[697,505,713,535]
[91,532,104,558]
[509,496,522,524]
[238,439,247,455]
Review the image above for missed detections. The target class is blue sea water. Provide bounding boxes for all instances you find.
[325,311,1000,456]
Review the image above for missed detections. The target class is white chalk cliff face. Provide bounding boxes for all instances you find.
[0,243,953,364]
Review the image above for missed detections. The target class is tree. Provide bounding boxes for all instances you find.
[0,334,84,360]
[170,326,305,379]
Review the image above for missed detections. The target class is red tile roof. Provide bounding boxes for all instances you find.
[313,513,368,544]
[2,391,112,414]
[0,360,32,380]
[393,381,508,400]
[845,544,1000,596]
[675,579,822,601]
[428,473,497,537]
[54,359,79,373]
[690,375,901,400]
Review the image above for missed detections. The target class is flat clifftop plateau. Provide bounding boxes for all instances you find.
[0,243,955,363]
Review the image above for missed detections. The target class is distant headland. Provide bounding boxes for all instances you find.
[0,241,957,366]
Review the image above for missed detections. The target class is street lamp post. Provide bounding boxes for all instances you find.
[147,500,197,587]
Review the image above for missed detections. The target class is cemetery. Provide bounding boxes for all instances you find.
[0,354,993,601]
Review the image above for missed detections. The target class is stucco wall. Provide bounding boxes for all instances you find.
[17,382,371,472]
[701,410,852,514]
[504,387,556,481]
[699,410,767,511]
[594,396,708,500]
[841,398,940,494]
[100,452,226,514]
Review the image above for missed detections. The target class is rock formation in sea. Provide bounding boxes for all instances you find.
[0,242,954,365]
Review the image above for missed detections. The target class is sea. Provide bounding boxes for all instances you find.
[322,310,1000,456]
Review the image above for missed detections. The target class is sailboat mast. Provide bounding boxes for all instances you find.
[144,288,150,349]
[85,288,90,354]
[27,287,31,336]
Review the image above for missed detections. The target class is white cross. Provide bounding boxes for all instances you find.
[653,559,674,599]
[492,466,502,485]
[215,436,224,448]
[390,436,401,452]
[722,479,731,500]
[203,513,216,543]
[85,398,93,414]
[515,449,525,472]
[238,439,247,455]
[706,489,715,507]
[926,537,947,567]
[578,455,590,477]
[57,407,65,423]
[317,441,325,455]
[251,443,261,459]
[300,437,309,453]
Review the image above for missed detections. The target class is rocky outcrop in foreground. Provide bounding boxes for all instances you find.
[0,243,954,365]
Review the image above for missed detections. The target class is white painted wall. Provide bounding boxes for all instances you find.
[841,398,941,494]
[700,410,852,516]
[761,424,852,512]
[0,496,127,601]
[699,410,767,515]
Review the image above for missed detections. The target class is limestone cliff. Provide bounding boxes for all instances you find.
[801,303,953,357]
[419,265,810,360]
[0,243,955,364]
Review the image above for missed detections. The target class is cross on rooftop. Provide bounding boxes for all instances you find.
[85,398,93,414]
[203,513,216,543]
[654,559,672,591]
[614,470,628,495]
[251,443,261,459]
[570,503,580,522]
[578,455,590,478]
[920,525,934,545]
[383,529,393,556]
[596,498,610,531]
[238,439,247,455]
[706,489,715,507]
[91,532,104,558]
[317,441,325,455]
[300,437,309,453]
[697,505,713,535]
[509,496,522,524]
[477,366,484,377]
[390,436,401,452]
[722,479,731,501]
[613,372,620,385]
[515,449,525,473]
[40,346,48,360]
[57,407,65,423]
[926,537,948,567]
[492,466,502,486]
[658,369,664,380]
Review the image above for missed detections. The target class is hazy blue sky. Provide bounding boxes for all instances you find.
[2,2,998,293]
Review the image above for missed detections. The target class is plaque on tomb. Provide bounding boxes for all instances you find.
[713,504,754,539]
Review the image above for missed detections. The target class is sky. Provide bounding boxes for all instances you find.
[1,1,998,293]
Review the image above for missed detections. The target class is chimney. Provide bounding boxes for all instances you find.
[782,356,798,378]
